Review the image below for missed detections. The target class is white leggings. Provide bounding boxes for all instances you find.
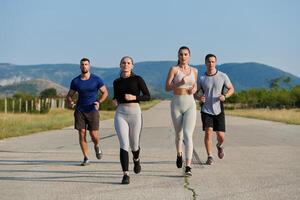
[171,95,196,160]
[114,104,142,152]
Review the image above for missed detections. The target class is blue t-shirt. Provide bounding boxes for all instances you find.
[70,74,104,112]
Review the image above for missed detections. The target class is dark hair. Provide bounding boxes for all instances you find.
[205,54,217,62]
[80,58,90,63]
[177,46,190,65]
[120,56,134,65]
[119,56,135,77]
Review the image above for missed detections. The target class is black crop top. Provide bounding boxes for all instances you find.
[113,75,151,103]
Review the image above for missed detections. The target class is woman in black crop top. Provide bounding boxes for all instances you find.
[113,56,150,184]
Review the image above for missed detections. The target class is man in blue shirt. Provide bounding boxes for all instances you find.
[66,58,108,166]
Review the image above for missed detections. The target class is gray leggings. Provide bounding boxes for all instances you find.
[171,95,196,160]
[114,104,142,152]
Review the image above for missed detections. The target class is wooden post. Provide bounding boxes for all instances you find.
[25,100,28,113]
[62,98,65,109]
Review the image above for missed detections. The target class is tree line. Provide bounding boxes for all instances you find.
[226,85,300,109]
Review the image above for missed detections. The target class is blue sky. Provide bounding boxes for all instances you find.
[1,0,300,76]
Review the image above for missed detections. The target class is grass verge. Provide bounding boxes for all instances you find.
[0,99,161,140]
[226,108,300,125]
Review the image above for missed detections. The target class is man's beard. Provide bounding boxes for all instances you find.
[81,69,88,74]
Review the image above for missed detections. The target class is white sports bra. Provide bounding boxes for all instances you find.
[172,67,195,89]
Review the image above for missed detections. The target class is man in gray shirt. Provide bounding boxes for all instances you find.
[196,54,234,165]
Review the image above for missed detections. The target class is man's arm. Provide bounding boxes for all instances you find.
[93,85,108,110]
[98,85,108,103]
[219,83,234,102]
[66,89,76,108]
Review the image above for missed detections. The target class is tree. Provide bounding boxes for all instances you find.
[40,88,57,98]
[283,76,292,88]
[269,77,281,89]
[13,92,35,100]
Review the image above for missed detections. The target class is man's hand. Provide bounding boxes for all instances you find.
[93,101,100,110]
[200,96,206,103]
[112,99,118,107]
[69,101,76,109]
[219,94,226,102]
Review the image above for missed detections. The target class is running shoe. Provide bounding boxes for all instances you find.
[121,174,130,184]
[133,158,141,174]
[176,154,183,168]
[81,157,90,166]
[185,166,192,176]
[95,146,102,160]
[206,156,214,165]
[216,143,224,159]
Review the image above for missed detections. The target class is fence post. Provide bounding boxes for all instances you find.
[36,99,41,112]
[46,98,48,110]
[31,100,34,112]
[62,98,65,109]
[51,98,56,110]
[25,100,28,113]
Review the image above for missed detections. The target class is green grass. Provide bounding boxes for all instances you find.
[0,99,161,140]
[140,99,161,110]
[226,108,300,125]
[0,109,74,140]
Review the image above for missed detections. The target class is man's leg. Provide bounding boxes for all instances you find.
[204,127,214,157]
[90,130,102,159]
[216,131,225,146]
[90,130,100,148]
[216,131,225,159]
[79,129,89,158]
[87,111,101,159]
[215,112,225,159]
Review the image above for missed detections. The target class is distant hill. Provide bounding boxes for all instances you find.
[0,79,68,97]
[0,61,299,98]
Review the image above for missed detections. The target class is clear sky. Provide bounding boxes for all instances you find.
[1,0,299,76]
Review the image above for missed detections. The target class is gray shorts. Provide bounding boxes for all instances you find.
[74,109,100,131]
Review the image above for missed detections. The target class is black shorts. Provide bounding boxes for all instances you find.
[201,111,225,132]
[74,109,100,131]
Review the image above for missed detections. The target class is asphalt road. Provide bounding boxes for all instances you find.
[0,101,299,200]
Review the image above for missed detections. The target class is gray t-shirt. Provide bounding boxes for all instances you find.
[198,71,232,115]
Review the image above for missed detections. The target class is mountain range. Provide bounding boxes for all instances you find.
[0,62,299,98]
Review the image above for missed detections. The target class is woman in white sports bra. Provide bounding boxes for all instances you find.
[165,46,198,176]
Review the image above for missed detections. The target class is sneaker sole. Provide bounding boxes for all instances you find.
[81,162,90,166]
[185,172,192,177]
[218,152,224,159]
[96,154,102,160]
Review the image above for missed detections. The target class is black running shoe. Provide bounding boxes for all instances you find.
[94,146,102,160]
[216,143,224,159]
[176,154,183,168]
[81,157,90,166]
[133,159,141,174]
[121,174,130,184]
[185,166,192,176]
[206,156,214,165]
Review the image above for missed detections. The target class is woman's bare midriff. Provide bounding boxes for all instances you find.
[120,102,140,107]
[173,88,190,95]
